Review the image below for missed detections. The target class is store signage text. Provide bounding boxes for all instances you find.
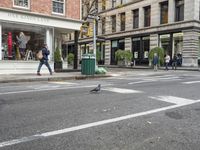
[7,13,49,23]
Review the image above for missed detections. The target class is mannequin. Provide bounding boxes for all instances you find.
[16,32,28,59]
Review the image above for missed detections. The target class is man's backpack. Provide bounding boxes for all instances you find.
[36,50,43,60]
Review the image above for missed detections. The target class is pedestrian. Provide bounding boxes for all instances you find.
[153,53,159,71]
[172,54,177,70]
[165,53,170,71]
[37,44,53,76]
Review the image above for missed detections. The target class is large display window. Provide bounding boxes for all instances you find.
[1,23,46,61]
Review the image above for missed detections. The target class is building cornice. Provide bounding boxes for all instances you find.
[0,7,83,24]
[103,20,200,39]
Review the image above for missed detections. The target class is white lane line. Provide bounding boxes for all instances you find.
[182,81,200,84]
[149,96,195,105]
[1,99,200,148]
[0,84,113,95]
[128,80,156,85]
[49,82,78,85]
[102,87,143,94]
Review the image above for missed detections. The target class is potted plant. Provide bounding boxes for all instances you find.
[115,50,133,66]
[54,47,63,72]
[115,49,125,66]
[148,47,164,67]
[67,53,74,66]
[124,50,133,66]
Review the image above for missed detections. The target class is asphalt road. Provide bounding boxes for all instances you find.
[0,70,200,150]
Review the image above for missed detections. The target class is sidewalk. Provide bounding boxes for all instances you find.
[0,66,199,84]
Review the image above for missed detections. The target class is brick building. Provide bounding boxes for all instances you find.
[0,0,82,73]
[75,0,200,67]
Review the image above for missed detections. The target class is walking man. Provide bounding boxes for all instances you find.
[153,53,159,71]
[172,54,177,70]
[37,44,53,76]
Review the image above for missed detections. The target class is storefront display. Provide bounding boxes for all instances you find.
[1,23,45,61]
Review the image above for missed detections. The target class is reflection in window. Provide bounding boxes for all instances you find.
[144,6,151,27]
[102,17,106,34]
[52,0,64,14]
[133,9,139,29]
[175,0,184,22]
[120,13,126,31]
[160,34,171,54]
[102,0,106,10]
[14,0,29,8]
[111,15,116,33]
[112,0,116,8]
[160,1,168,24]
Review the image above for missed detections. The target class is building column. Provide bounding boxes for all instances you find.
[150,34,159,51]
[168,0,175,23]
[139,7,144,28]
[0,23,2,60]
[125,37,131,51]
[105,40,111,65]
[151,3,160,26]
[182,30,199,67]
[184,0,199,21]
[46,28,53,60]
[126,10,132,31]
[116,13,120,32]
[106,16,111,34]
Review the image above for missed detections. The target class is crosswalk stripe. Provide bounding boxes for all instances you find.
[103,87,143,94]
[149,96,195,105]
[182,81,200,84]
[49,82,78,85]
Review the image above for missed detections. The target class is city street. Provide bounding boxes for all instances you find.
[0,70,200,150]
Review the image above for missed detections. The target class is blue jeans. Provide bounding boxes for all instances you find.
[37,59,52,74]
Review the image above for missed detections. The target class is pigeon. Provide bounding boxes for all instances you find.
[90,84,101,93]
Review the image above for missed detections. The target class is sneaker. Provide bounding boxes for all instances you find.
[37,72,41,76]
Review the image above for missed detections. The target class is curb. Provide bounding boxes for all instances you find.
[0,74,112,84]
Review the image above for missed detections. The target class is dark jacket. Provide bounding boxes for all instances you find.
[41,47,50,60]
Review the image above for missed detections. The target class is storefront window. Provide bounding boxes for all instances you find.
[142,36,150,59]
[160,34,171,54]
[1,23,46,61]
[132,38,140,60]
[173,33,183,55]
[173,33,183,66]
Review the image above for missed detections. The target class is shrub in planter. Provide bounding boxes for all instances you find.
[115,49,133,66]
[54,47,62,72]
[68,53,74,65]
[124,50,133,66]
[115,49,125,65]
[149,47,164,66]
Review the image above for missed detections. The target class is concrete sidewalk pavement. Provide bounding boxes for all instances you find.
[0,66,199,84]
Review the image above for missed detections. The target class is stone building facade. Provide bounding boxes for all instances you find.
[77,0,200,67]
[0,0,82,73]
[98,0,200,67]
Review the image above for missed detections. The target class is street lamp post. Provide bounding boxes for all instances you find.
[93,18,97,68]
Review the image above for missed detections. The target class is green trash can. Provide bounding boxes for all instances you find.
[81,54,95,75]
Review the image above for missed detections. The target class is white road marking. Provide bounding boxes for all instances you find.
[128,80,156,85]
[0,84,113,95]
[149,96,195,105]
[1,98,200,148]
[103,87,143,94]
[182,81,200,84]
[49,82,78,85]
